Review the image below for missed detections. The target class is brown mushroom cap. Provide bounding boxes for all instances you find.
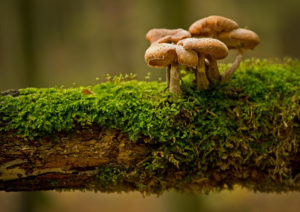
[178,38,228,59]
[189,15,239,37]
[175,45,198,68]
[218,28,260,50]
[146,28,191,44]
[144,43,177,67]
[144,43,198,68]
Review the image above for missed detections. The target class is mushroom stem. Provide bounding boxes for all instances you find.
[166,65,171,88]
[169,64,182,95]
[197,54,210,89]
[193,68,197,85]
[220,51,243,84]
[206,55,221,84]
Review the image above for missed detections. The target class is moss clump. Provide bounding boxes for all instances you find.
[1,58,300,194]
[96,166,124,190]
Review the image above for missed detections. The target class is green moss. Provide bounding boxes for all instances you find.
[1,58,300,194]
[96,166,124,189]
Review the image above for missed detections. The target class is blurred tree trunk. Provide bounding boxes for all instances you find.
[17,2,41,211]
[17,0,38,87]
[158,0,188,28]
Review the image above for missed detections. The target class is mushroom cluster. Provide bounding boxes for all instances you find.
[144,15,260,95]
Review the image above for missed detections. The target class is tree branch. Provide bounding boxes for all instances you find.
[0,127,300,193]
[0,60,299,194]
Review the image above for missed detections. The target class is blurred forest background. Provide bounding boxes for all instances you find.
[0,0,300,90]
[1,0,300,212]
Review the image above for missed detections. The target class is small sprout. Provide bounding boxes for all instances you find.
[145,75,150,82]
[124,74,129,81]
[158,77,162,81]
[96,77,100,81]
[112,74,125,83]
[129,73,136,80]
[119,74,124,82]
[105,74,112,82]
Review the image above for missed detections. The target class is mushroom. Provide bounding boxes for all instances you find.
[218,28,260,50]
[217,28,260,84]
[144,43,198,95]
[145,28,191,88]
[146,28,191,44]
[188,16,238,83]
[177,38,228,89]
[189,15,239,38]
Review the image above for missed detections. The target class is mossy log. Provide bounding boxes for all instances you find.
[0,59,299,194]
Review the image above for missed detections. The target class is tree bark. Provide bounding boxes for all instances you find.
[0,129,148,192]
[1,127,300,193]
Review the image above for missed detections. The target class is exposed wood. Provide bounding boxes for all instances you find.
[0,129,148,192]
[1,127,300,193]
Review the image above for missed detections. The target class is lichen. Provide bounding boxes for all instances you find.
[0,58,300,194]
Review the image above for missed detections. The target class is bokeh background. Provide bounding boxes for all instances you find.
[1,0,300,211]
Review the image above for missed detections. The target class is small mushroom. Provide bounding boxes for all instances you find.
[144,43,198,95]
[145,28,191,88]
[178,38,228,89]
[217,28,260,84]
[146,28,191,44]
[218,28,260,50]
[188,16,239,83]
[189,15,239,38]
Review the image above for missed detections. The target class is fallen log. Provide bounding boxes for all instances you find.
[0,59,299,194]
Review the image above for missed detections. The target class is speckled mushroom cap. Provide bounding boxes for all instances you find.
[178,38,228,59]
[218,28,260,50]
[144,43,198,68]
[145,43,177,67]
[146,28,191,44]
[175,45,198,68]
[189,16,239,37]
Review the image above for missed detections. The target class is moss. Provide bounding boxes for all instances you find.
[96,166,124,190]
[1,58,300,194]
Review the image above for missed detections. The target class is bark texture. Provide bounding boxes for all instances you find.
[0,129,147,192]
[1,127,300,193]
